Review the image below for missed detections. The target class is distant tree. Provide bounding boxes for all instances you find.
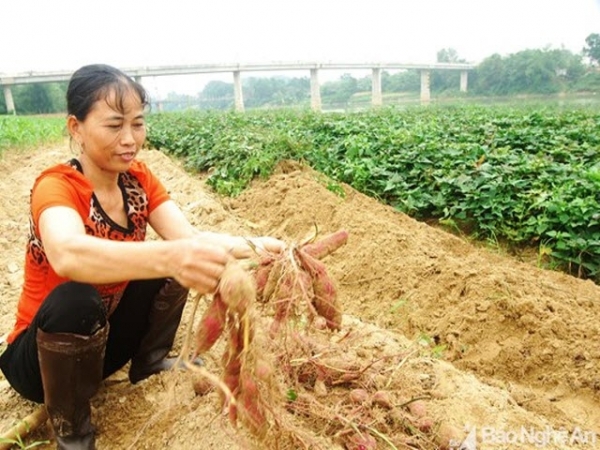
[383,70,420,92]
[284,77,310,104]
[199,80,233,110]
[434,48,466,92]
[471,47,585,95]
[573,71,600,92]
[161,92,198,111]
[321,73,359,105]
[244,77,274,107]
[583,33,600,65]
[473,54,508,95]
[356,75,371,92]
[436,48,465,64]
[202,80,233,99]
[12,82,67,114]
[241,76,309,108]
[338,73,359,97]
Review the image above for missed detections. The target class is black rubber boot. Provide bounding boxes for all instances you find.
[37,325,108,450]
[128,279,196,384]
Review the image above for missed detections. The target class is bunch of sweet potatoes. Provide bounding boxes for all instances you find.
[191,229,348,438]
[193,261,269,436]
[254,230,349,336]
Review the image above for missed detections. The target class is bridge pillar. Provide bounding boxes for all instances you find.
[460,70,468,92]
[233,71,244,112]
[3,85,15,115]
[420,70,431,104]
[371,68,382,107]
[310,69,322,112]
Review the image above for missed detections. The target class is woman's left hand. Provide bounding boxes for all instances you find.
[247,236,286,256]
[193,231,286,260]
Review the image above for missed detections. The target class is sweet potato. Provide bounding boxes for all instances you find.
[222,360,240,426]
[194,293,227,355]
[222,362,241,396]
[343,432,377,450]
[261,257,283,303]
[254,257,274,302]
[301,230,349,260]
[297,270,315,310]
[418,417,434,433]
[269,298,293,337]
[408,399,427,418]
[371,390,393,409]
[268,266,313,336]
[297,251,342,330]
[221,323,243,424]
[228,402,239,426]
[269,270,295,337]
[191,375,213,396]
[222,319,243,366]
[348,388,369,404]
[254,357,274,382]
[219,261,256,315]
[312,270,342,330]
[436,423,463,450]
[238,370,268,437]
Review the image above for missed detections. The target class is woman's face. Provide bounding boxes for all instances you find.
[70,87,146,174]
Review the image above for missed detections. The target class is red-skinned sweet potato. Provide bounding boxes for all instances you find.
[296,250,342,330]
[301,230,349,260]
[219,261,256,315]
[194,293,227,355]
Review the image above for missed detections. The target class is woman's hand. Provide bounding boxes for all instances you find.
[247,236,286,256]
[170,239,231,294]
[167,234,286,293]
[228,235,286,259]
[193,232,285,260]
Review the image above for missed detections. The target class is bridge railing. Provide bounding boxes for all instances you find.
[1,61,475,114]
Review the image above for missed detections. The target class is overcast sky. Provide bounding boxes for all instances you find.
[3,0,600,96]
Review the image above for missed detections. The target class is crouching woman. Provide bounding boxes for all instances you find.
[0,63,283,449]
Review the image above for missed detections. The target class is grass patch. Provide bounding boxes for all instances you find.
[0,115,66,154]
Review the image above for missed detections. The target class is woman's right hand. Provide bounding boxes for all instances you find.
[171,239,230,294]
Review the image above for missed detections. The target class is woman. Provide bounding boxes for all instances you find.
[0,64,283,449]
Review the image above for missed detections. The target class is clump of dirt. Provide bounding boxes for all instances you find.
[1,146,599,450]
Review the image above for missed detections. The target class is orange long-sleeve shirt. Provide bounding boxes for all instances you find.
[7,158,170,343]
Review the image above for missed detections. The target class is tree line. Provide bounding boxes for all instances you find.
[2,33,600,114]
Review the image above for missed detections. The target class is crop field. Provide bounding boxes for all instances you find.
[144,104,600,283]
[0,115,65,153]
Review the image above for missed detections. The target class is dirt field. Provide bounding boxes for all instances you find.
[1,144,600,449]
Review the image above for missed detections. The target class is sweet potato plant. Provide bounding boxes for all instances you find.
[146,106,600,282]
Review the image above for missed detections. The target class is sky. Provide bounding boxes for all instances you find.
[3,0,600,97]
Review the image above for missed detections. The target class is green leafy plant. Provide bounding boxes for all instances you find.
[0,115,65,153]
[416,332,447,359]
[0,420,49,449]
[144,105,600,282]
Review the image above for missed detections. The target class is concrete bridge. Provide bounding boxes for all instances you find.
[0,61,476,114]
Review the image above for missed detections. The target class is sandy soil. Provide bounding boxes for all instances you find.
[1,144,600,449]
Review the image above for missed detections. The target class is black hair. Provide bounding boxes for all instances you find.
[66,64,148,121]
